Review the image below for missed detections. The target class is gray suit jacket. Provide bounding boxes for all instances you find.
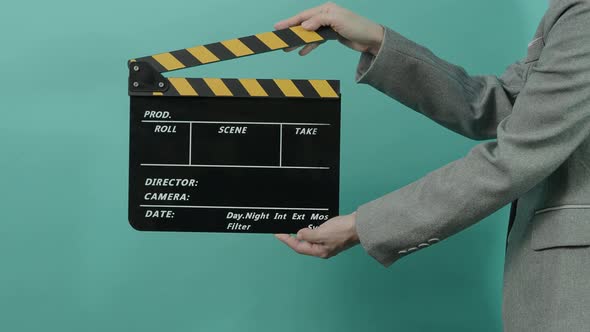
[354,0,590,330]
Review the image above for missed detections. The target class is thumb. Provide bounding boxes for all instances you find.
[297,227,323,243]
[301,12,333,31]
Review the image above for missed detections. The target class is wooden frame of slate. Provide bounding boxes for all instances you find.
[127,26,341,233]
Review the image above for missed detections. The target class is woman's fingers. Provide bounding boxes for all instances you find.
[274,234,325,257]
[275,3,384,55]
[275,234,291,242]
[283,42,323,55]
[298,42,322,56]
[274,4,325,30]
[275,214,360,259]
[297,227,323,243]
[301,11,336,31]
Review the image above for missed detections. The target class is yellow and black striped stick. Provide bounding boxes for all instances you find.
[155,77,340,98]
[131,26,338,73]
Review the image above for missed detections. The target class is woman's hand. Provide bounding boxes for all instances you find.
[274,2,384,56]
[275,212,360,259]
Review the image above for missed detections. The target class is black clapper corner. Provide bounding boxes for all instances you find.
[128,26,341,233]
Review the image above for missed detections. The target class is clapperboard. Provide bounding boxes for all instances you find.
[128,26,340,233]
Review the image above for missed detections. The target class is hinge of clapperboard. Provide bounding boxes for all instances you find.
[128,26,339,98]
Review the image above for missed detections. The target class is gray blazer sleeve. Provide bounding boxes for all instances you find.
[356,28,525,140]
[355,1,590,267]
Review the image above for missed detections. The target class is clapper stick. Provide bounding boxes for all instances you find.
[128,26,339,97]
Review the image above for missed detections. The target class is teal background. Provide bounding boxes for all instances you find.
[0,1,548,331]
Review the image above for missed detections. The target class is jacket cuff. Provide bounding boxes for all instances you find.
[356,192,444,267]
[355,199,403,267]
[355,26,426,85]
[355,200,400,267]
